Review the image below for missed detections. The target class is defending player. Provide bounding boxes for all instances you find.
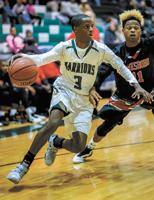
[6,13,152,184]
[73,10,154,163]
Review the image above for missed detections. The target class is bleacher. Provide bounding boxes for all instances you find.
[0,22,70,45]
[0,5,105,54]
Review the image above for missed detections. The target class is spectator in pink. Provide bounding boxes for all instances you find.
[26,0,42,25]
[6,26,25,54]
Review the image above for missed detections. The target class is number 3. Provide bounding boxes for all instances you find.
[74,75,82,90]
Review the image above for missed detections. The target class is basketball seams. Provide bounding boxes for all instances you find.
[9,57,38,87]
[11,73,37,81]
[9,64,37,77]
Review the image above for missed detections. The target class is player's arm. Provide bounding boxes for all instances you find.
[94,63,113,92]
[103,45,153,103]
[9,42,63,67]
[89,64,113,107]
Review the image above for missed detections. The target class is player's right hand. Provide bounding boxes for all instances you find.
[131,84,153,104]
[89,87,102,107]
[8,54,24,66]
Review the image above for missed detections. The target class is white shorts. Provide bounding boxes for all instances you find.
[50,85,94,135]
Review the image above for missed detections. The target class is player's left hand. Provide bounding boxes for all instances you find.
[150,89,154,101]
[131,83,153,104]
[89,87,102,107]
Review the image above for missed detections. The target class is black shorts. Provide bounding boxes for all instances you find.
[98,104,130,124]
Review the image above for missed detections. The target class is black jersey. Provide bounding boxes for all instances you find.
[95,36,154,101]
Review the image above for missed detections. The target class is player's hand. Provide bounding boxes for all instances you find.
[89,87,102,107]
[131,83,153,104]
[8,54,24,66]
[150,89,154,101]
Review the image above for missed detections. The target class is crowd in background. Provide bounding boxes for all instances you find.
[0,0,154,126]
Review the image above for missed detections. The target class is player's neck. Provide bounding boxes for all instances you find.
[125,38,141,47]
[75,39,91,49]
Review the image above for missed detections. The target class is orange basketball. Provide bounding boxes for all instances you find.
[8,57,38,87]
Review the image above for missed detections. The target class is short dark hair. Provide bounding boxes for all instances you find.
[71,14,90,30]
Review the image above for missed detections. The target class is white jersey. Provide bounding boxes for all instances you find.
[24,39,137,95]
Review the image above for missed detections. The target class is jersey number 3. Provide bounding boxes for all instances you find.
[74,75,82,90]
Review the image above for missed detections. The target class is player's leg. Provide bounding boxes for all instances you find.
[44,131,87,166]
[6,108,65,184]
[73,104,129,163]
[45,106,92,165]
[62,131,87,152]
[141,101,154,114]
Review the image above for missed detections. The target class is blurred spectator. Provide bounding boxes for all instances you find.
[24,29,37,45]
[6,26,25,54]
[0,0,6,23]
[104,18,120,49]
[46,0,69,24]
[2,0,20,25]
[115,24,125,43]
[0,61,11,106]
[32,80,52,114]
[26,0,42,25]
[127,0,140,9]
[46,0,60,20]
[60,0,82,24]
[47,0,59,12]
[67,5,100,42]
[12,0,31,24]
[95,0,101,6]
[119,0,130,9]
[22,30,40,54]
[80,0,96,22]
[138,0,154,19]
[0,62,42,123]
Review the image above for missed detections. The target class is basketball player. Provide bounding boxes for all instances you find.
[73,9,154,163]
[7,14,152,184]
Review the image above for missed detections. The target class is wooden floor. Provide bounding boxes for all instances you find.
[0,101,154,200]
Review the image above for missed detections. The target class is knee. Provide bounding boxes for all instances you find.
[43,118,60,133]
[71,132,87,153]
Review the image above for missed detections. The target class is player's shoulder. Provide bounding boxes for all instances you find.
[58,40,73,49]
[93,40,112,52]
[93,40,106,49]
[113,42,125,54]
[141,36,154,47]
[53,40,73,52]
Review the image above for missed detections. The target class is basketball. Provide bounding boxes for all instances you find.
[8,57,38,87]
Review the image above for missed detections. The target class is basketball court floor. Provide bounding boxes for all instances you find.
[0,100,154,200]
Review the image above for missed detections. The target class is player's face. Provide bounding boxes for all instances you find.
[122,20,141,43]
[74,18,94,41]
